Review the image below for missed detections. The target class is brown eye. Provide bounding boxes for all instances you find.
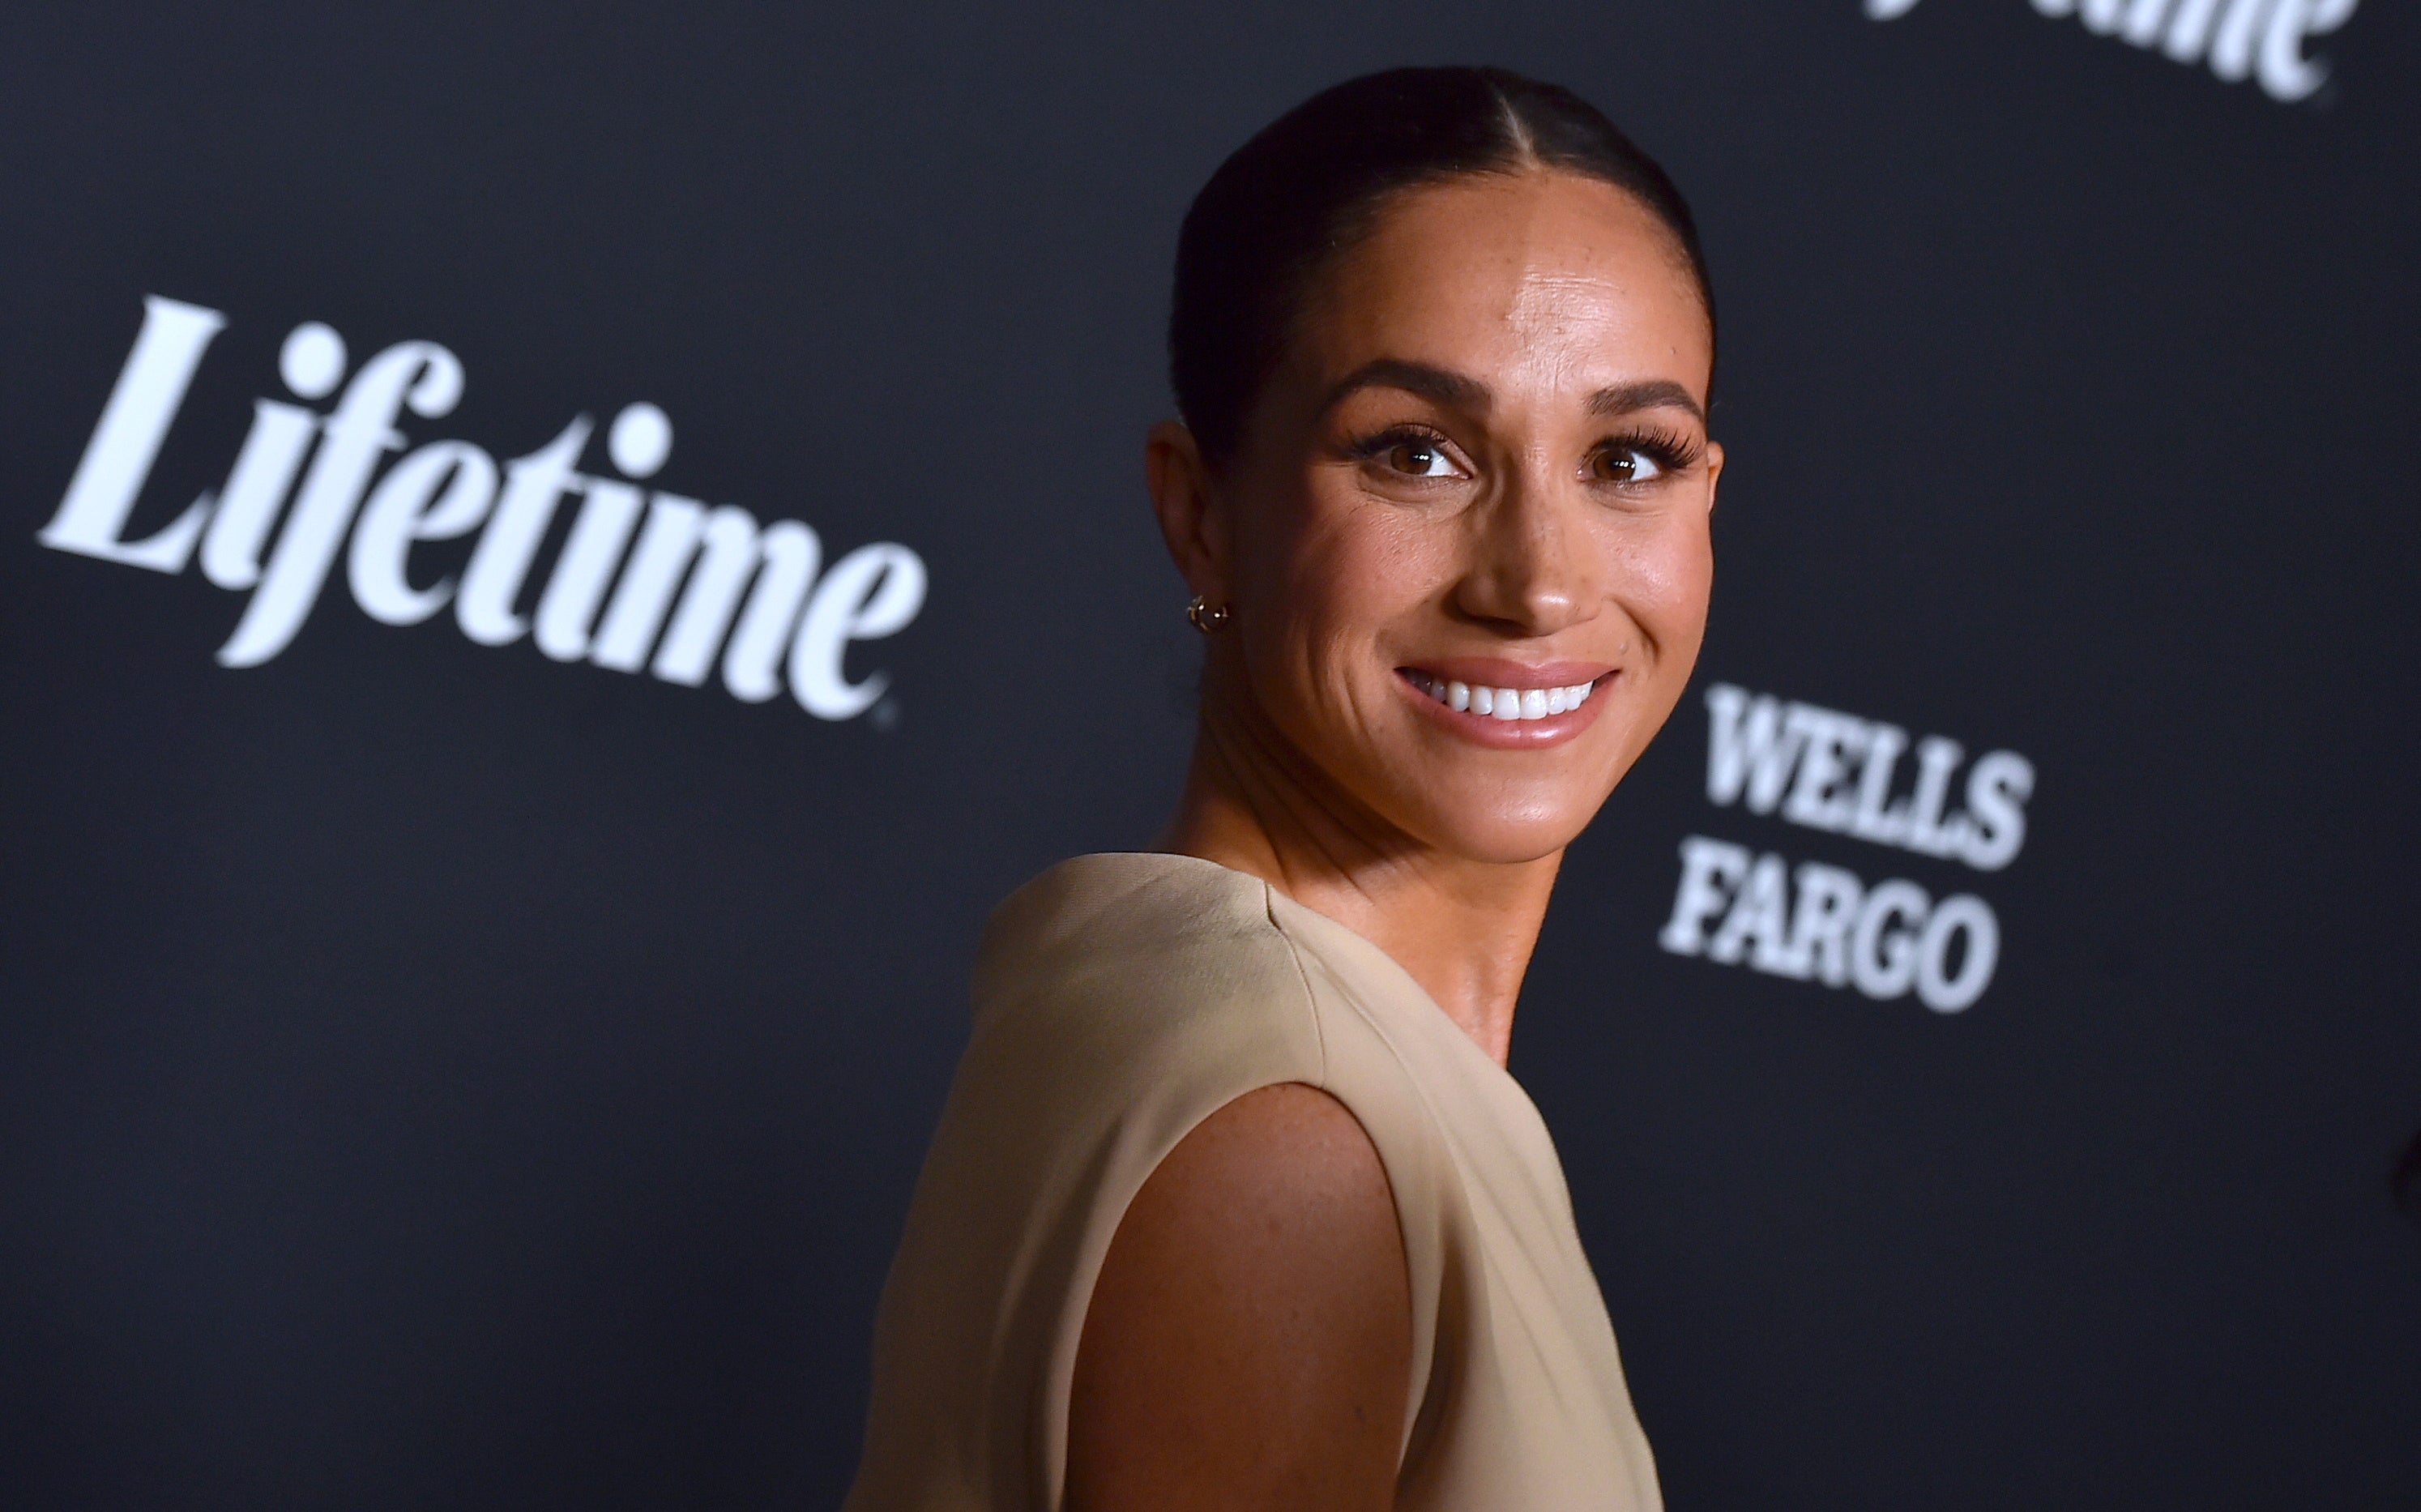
[1591,446,1665,485]
[1386,438,1458,478]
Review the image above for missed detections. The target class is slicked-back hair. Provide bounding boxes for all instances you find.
[1169,66,1714,467]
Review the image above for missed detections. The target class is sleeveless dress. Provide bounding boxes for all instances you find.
[843,852,1662,1510]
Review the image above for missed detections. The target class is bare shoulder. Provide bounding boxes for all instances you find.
[1065,1083,1411,1512]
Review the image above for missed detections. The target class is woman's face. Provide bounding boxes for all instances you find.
[1195,169,1719,865]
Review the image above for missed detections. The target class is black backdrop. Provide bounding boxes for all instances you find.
[5,3,2417,1507]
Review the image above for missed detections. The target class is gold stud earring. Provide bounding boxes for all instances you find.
[1185,594,1230,634]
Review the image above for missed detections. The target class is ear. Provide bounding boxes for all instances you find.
[1701,439,1724,517]
[1145,419,1230,605]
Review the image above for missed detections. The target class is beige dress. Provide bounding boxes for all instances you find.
[843,852,1662,1510]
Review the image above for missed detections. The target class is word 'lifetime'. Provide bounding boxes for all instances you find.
[1868,0,2359,103]
[38,297,927,720]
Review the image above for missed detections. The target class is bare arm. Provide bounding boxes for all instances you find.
[1065,1083,1412,1511]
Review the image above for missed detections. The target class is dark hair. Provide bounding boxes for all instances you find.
[1169,66,1715,466]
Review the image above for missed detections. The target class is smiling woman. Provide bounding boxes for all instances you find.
[845,67,1718,1511]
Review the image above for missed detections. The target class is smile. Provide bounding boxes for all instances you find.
[1406,673,1599,721]
[1393,661,1616,750]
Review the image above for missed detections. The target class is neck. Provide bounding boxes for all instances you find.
[1155,681,1561,1068]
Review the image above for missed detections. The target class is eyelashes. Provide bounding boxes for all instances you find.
[1341,422,1705,482]
[1603,425,1703,470]
[1591,424,1705,481]
[1343,425,1462,479]
[1343,425,1458,472]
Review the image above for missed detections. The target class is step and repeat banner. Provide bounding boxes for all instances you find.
[4,3,2415,1506]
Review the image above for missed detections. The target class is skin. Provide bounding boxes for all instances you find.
[1065,168,1720,1510]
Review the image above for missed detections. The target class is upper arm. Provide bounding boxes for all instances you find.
[1064,1083,1412,1512]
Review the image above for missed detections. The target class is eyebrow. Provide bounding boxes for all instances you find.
[1587,379,1705,423]
[1316,360,1706,425]
[1317,359,1491,416]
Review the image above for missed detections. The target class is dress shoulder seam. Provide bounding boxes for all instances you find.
[1262,903,1465,1166]
[1258,879,1331,1091]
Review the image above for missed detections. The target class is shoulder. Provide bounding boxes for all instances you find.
[971,852,1324,1064]
[975,852,1303,999]
[1104,1083,1397,1263]
[1066,1083,1409,1510]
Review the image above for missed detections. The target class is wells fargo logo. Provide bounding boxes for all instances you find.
[1659,685,2035,1014]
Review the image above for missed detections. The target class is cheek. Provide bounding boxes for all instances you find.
[1270,494,1447,661]
[1607,510,1714,652]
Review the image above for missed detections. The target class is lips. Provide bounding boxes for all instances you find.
[1394,660,1616,747]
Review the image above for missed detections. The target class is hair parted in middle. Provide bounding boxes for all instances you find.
[1168,65,1715,468]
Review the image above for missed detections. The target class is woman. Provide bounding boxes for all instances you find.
[847,66,1720,1510]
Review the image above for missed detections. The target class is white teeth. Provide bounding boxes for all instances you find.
[1415,673,1600,722]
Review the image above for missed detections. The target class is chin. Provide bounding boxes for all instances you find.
[1414,803,1594,867]
[1356,745,1618,866]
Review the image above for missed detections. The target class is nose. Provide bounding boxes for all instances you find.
[1450,467,1599,639]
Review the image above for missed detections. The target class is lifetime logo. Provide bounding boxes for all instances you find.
[1868,0,2360,103]
[36,296,928,721]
